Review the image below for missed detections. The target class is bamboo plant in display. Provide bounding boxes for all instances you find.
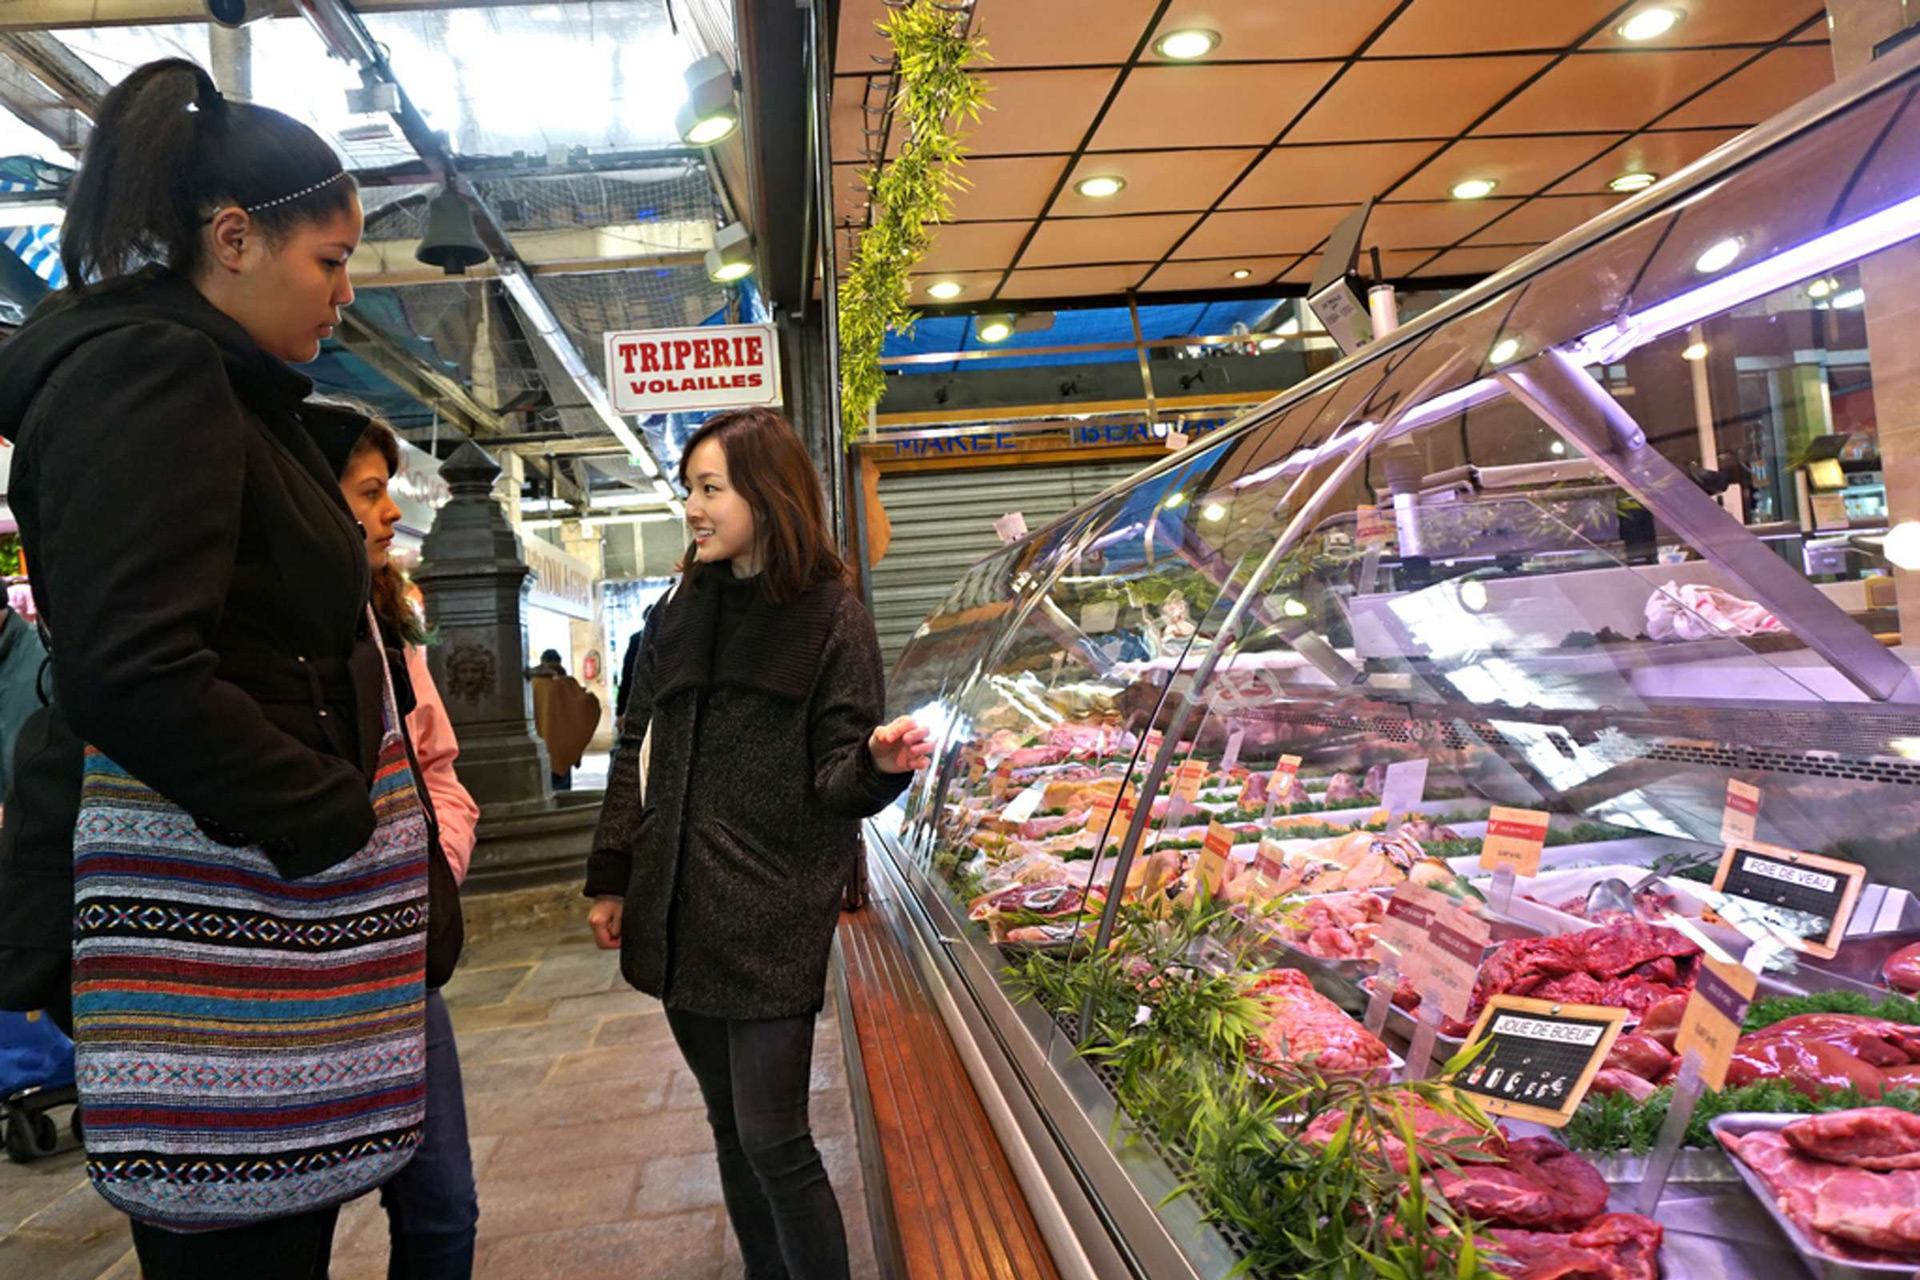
[836,1,987,445]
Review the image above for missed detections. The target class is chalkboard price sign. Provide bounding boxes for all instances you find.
[1708,840,1865,960]
[1449,995,1628,1127]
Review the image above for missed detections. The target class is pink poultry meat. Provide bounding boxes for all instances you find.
[1245,968,1390,1079]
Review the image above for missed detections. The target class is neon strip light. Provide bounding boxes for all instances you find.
[1229,377,1505,489]
[1570,190,1920,366]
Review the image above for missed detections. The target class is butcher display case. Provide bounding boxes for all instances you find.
[864,36,1920,1280]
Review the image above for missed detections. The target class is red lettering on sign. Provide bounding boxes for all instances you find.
[617,342,639,374]
[1487,817,1549,842]
[638,343,661,374]
[694,341,712,370]
[712,339,732,369]
[744,335,764,366]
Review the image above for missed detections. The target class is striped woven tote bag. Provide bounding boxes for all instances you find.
[69,612,430,1231]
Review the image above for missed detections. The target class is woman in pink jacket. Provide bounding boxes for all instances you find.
[334,416,482,1280]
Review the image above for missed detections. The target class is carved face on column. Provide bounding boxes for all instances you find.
[444,643,498,706]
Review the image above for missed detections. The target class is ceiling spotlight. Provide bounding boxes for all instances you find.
[1807,277,1835,298]
[1609,171,1658,192]
[676,52,740,146]
[1258,336,1285,351]
[1076,175,1127,199]
[1281,597,1309,618]
[1154,27,1220,60]
[1549,441,1567,456]
[926,280,964,300]
[1681,341,1709,361]
[1693,237,1743,274]
[1489,336,1521,365]
[705,221,755,282]
[1163,490,1188,509]
[975,314,1015,343]
[1231,268,1253,280]
[1202,502,1227,522]
[1617,7,1682,41]
[1832,287,1866,309]
[1450,178,1498,201]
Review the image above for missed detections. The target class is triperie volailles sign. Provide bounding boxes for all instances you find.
[604,322,783,414]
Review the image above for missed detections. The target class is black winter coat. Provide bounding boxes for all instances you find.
[585,571,909,1020]
[0,270,395,1013]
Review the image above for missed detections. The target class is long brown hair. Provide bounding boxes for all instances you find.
[677,408,845,602]
[349,422,434,648]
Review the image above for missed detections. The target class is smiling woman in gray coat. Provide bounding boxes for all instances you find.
[584,406,931,1280]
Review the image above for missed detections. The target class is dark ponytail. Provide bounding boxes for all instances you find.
[61,58,356,290]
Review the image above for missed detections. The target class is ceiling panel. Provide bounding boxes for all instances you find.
[1172,206,1360,260]
[1658,44,1835,128]
[1416,244,1543,276]
[963,69,1119,156]
[918,222,1036,273]
[1475,49,1753,133]
[835,0,892,73]
[830,91,904,165]
[944,156,1075,221]
[905,270,1007,306]
[1546,127,1744,193]
[976,0,1163,67]
[1279,258,1318,283]
[1090,63,1341,150]
[1583,1,1828,50]
[1141,255,1302,293]
[1021,213,1201,267]
[998,265,1153,299]
[1395,133,1627,199]
[1146,2,1403,62]
[1225,141,1439,207]
[1288,55,1553,144]
[1369,0,1623,55]
[1462,193,1624,244]
[1363,198,1524,249]
[1061,150,1261,215]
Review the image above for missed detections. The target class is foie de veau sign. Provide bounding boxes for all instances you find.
[605,322,783,414]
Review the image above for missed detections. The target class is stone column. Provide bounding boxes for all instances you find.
[415,440,552,814]
[1831,0,1920,637]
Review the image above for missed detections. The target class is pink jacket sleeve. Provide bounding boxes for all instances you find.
[405,646,480,883]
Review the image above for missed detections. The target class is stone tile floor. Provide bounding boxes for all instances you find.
[0,921,876,1280]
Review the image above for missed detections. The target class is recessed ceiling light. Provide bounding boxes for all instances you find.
[926,280,963,300]
[1164,490,1187,509]
[1609,171,1658,192]
[1807,277,1834,298]
[1490,337,1521,365]
[1617,7,1682,41]
[1231,268,1252,280]
[1075,175,1126,199]
[1154,28,1219,60]
[1281,597,1309,618]
[1694,237,1743,274]
[1201,502,1227,522]
[1681,341,1709,361]
[710,260,754,282]
[1832,288,1866,309]
[976,315,1014,343]
[1549,441,1567,456]
[1450,178,1498,201]
[1258,336,1285,351]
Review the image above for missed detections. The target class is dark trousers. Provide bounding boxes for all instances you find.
[379,989,479,1279]
[130,1205,339,1279]
[666,1008,849,1280]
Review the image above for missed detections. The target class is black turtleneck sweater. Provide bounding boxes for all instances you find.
[713,566,759,655]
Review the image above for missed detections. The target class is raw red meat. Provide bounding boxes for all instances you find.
[1727,1035,1888,1100]
[1589,1069,1659,1103]
[1245,968,1390,1078]
[1322,772,1361,804]
[1438,1138,1609,1230]
[1726,1128,1920,1257]
[1302,1092,1501,1172]
[1603,1033,1675,1083]
[1754,1014,1920,1066]
[1784,1108,1920,1170]
[1638,995,1688,1052]
[1886,942,1920,995]
[1489,1213,1664,1280]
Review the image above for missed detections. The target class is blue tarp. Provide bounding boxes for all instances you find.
[880,299,1283,374]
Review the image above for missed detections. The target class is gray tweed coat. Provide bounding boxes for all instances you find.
[585,571,909,1019]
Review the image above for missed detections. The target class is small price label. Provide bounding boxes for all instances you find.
[1708,840,1865,960]
[1000,781,1047,826]
[1449,995,1629,1128]
[1172,758,1209,802]
[1673,954,1759,1090]
[990,760,1013,800]
[1091,786,1137,833]
[1198,821,1234,893]
[993,511,1028,543]
[1421,904,1490,1023]
[1166,430,1190,452]
[1479,806,1551,878]
[1356,504,1393,545]
[1220,726,1246,777]
[1376,882,1445,967]
[1381,759,1429,825]
[1722,780,1761,845]
[1252,837,1287,884]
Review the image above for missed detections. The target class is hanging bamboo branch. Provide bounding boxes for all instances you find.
[836,2,988,447]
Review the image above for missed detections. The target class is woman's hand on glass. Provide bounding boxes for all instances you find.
[868,716,933,775]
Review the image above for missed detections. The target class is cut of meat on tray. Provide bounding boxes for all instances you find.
[1723,1128,1920,1261]
[1488,1213,1664,1280]
[1725,1014,1920,1101]
[1886,942,1920,995]
[1302,1092,1502,1172]
[1784,1108,1920,1171]
[1603,1033,1676,1084]
[1438,1137,1610,1231]
[1245,968,1391,1079]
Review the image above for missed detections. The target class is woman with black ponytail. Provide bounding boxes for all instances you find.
[0,59,425,1278]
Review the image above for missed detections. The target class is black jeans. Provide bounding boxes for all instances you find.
[666,1007,849,1280]
[380,989,479,1279]
[129,1205,338,1279]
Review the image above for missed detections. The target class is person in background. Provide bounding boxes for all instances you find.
[614,615,648,736]
[326,413,481,1280]
[585,407,931,1280]
[530,648,598,792]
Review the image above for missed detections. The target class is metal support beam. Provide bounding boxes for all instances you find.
[0,0,605,31]
[351,222,709,287]
[1498,347,1919,704]
[333,308,510,438]
[0,30,104,155]
[0,54,86,155]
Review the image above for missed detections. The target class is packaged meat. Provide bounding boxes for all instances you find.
[1885,942,1920,996]
[1784,1108,1920,1171]
[1245,968,1391,1079]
